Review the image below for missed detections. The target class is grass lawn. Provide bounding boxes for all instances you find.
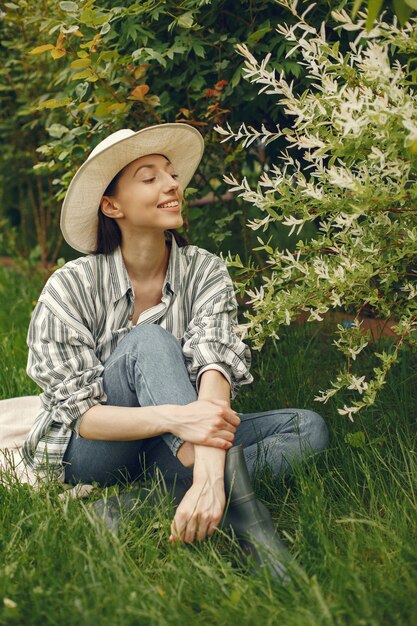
[0,264,416,626]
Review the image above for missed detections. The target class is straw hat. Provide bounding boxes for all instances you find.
[60,122,205,254]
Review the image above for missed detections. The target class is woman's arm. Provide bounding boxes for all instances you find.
[176,369,232,469]
[169,369,233,544]
[79,403,178,440]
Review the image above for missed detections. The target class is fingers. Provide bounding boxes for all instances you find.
[185,519,202,544]
[221,408,241,427]
[207,438,233,450]
[206,521,218,538]
[217,429,235,442]
[170,515,200,544]
[170,515,218,544]
[170,517,185,544]
[195,518,210,542]
[181,518,215,543]
[210,399,241,425]
[215,409,241,427]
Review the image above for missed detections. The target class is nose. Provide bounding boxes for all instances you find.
[164,172,180,190]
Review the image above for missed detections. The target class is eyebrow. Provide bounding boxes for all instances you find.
[133,158,172,177]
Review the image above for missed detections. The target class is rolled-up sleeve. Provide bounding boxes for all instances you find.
[26,298,107,439]
[181,256,254,400]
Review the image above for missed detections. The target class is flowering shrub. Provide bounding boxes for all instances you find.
[214,1,417,421]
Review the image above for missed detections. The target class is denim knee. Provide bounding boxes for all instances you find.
[301,409,330,452]
[121,324,182,360]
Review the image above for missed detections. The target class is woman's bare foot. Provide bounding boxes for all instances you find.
[176,441,195,468]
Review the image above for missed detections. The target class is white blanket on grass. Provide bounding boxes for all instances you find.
[0,395,94,499]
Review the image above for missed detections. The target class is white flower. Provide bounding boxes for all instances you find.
[300,181,324,199]
[247,216,267,231]
[347,375,369,394]
[307,308,326,321]
[327,165,356,189]
[400,282,417,300]
[314,387,339,403]
[402,115,417,148]
[337,404,362,422]
[347,343,369,360]
[357,42,392,82]
[330,290,342,307]
[312,258,330,280]
[233,322,252,340]
[281,215,306,236]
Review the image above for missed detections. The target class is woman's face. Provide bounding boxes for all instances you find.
[100,153,184,233]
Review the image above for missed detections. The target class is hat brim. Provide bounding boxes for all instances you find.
[60,123,204,254]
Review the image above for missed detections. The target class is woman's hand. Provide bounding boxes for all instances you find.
[169,475,225,544]
[169,399,240,450]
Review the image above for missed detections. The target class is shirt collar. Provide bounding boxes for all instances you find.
[108,230,182,303]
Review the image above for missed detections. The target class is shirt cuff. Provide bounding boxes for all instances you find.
[196,363,232,394]
[73,415,84,439]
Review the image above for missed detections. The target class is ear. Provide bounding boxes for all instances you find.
[100,195,123,218]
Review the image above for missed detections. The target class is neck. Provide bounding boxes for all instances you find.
[121,230,170,284]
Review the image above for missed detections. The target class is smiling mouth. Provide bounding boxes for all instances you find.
[157,201,181,211]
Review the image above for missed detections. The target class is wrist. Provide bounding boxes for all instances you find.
[193,472,225,489]
[193,445,226,481]
[153,404,180,435]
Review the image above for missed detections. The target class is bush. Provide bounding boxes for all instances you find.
[214,2,417,421]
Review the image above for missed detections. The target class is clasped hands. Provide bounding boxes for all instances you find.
[168,398,240,545]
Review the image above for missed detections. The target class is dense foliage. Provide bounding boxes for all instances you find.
[1,0,333,267]
[215,1,417,420]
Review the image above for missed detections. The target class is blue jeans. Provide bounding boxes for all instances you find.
[62,325,330,488]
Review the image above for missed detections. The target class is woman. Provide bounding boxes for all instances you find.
[22,123,329,552]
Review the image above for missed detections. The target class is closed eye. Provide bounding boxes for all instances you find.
[143,174,179,183]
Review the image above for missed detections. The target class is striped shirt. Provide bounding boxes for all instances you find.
[21,230,254,484]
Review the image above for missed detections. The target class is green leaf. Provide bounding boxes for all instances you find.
[184,187,198,198]
[192,42,205,58]
[100,22,111,35]
[351,0,364,19]
[94,102,112,116]
[58,150,70,160]
[92,13,109,27]
[74,82,89,99]
[188,206,203,219]
[145,95,160,107]
[72,69,93,80]
[46,123,69,138]
[177,12,194,29]
[59,1,78,11]
[70,58,91,69]
[188,74,205,91]
[29,44,54,55]
[37,97,71,109]
[79,9,95,25]
[62,25,81,34]
[404,0,417,9]
[393,0,414,25]
[230,65,242,89]
[366,0,384,30]
[247,26,272,45]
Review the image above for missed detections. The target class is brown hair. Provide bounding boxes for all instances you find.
[93,164,190,255]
